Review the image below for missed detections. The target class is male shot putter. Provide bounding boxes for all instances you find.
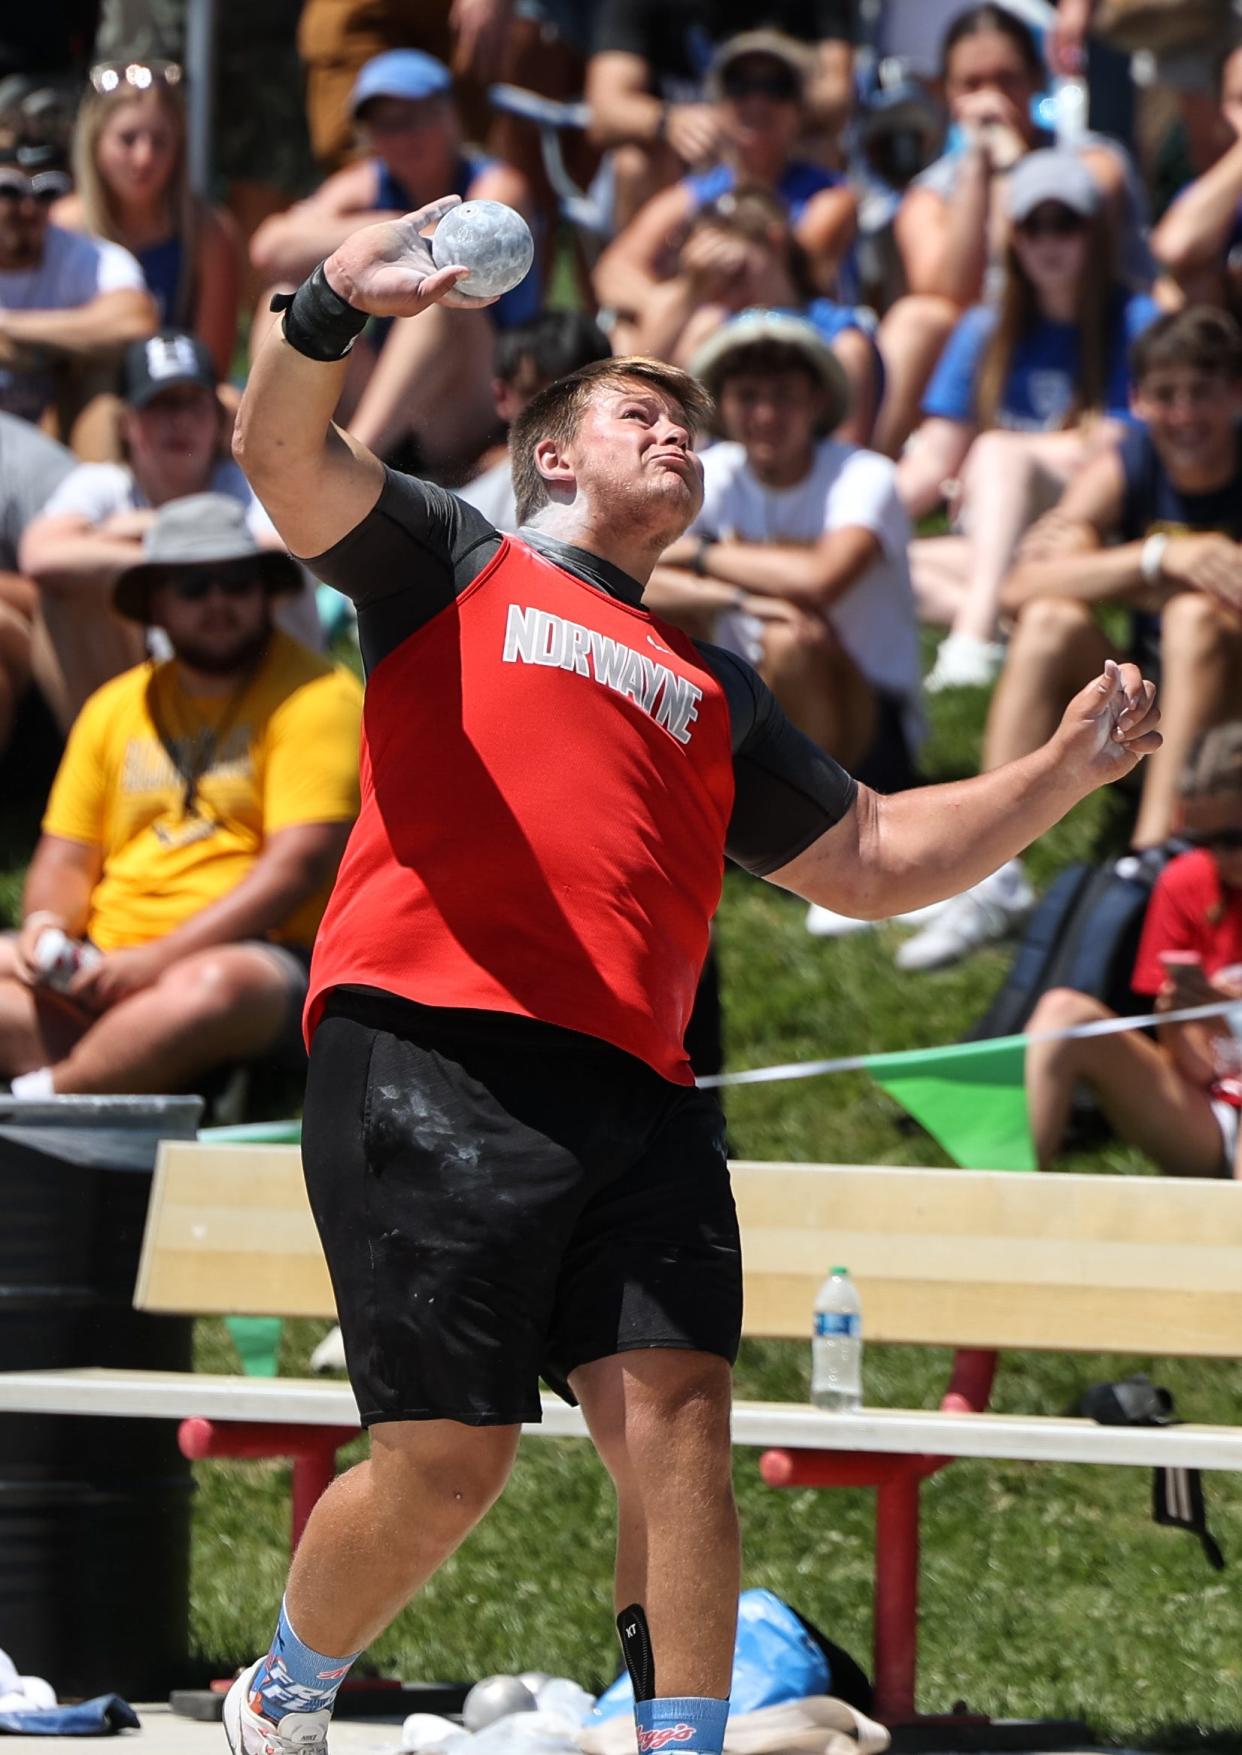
[431,199,535,299]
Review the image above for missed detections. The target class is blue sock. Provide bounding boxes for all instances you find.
[634,1695,730,1755]
[251,1597,360,1724]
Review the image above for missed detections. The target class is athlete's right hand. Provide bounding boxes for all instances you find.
[323,196,497,319]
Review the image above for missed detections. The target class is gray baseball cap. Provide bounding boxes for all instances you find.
[689,309,851,436]
[1008,150,1101,223]
[113,493,302,623]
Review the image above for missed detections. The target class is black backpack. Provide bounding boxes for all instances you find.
[968,853,1170,1042]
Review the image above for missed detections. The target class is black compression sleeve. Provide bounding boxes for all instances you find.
[696,643,858,876]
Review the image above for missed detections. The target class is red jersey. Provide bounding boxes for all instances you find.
[1132,848,1242,994]
[307,535,736,1083]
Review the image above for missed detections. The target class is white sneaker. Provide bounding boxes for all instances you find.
[894,863,1034,972]
[224,1660,331,1754]
[805,903,875,938]
[924,632,1007,693]
[309,1325,347,1374]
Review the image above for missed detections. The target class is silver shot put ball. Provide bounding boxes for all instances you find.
[431,200,535,299]
[461,1674,537,1731]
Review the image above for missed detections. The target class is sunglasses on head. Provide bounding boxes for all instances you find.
[169,567,263,603]
[1017,205,1086,239]
[0,169,71,205]
[89,58,183,96]
[722,71,801,101]
[1186,827,1242,852]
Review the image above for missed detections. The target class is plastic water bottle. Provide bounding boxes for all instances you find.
[32,927,101,991]
[811,1266,862,1412]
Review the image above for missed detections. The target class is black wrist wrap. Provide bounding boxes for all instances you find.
[270,263,369,361]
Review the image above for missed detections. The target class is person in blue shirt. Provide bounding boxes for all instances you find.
[898,149,1159,691]
[594,31,857,333]
[248,49,536,473]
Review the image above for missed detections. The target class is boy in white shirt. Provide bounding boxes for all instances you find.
[650,309,923,787]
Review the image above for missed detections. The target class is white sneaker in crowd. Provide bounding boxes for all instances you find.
[223,1660,331,1754]
[894,861,1034,972]
[924,632,1007,694]
[309,1324,347,1374]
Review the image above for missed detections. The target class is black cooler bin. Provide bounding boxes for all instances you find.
[0,1096,202,1700]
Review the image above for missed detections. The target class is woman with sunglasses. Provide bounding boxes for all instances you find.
[52,60,242,381]
[593,31,856,335]
[872,3,1148,459]
[1025,722,1242,1179]
[898,149,1158,692]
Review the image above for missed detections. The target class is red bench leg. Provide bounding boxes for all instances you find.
[178,1419,360,1548]
[873,1468,922,1721]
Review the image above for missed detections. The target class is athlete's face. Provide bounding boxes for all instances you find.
[561,381,704,538]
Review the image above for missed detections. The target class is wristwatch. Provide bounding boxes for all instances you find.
[1140,531,1169,586]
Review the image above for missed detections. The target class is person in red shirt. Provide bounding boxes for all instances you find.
[223,193,1161,1755]
[1026,722,1242,1178]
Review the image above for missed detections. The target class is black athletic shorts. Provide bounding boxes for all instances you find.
[301,990,743,1427]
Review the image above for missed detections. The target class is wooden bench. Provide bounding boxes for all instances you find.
[3,1144,1242,1723]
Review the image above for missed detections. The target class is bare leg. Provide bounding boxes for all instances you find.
[0,975,88,1078]
[47,946,296,1094]
[31,589,145,733]
[347,304,497,468]
[759,617,877,769]
[610,141,685,232]
[909,535,971,626]
[1131,592,1242,849]
[952,431,1075,642]
[1026,987,1225,1173]
[830,327,880,446]
[0,601,32,755]
[285,1419,520,1655]
[982,597,1113,770]
[872,294,960,459]
[574,1349,738,1698]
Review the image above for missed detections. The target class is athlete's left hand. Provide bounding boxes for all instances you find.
[68,943,168,1013]
[1051,658,1160,787]
[323,197,498,319]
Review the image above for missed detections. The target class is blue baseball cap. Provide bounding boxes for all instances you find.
[350,49,453,117]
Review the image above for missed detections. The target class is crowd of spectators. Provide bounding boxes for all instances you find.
[0,0,1241,1172]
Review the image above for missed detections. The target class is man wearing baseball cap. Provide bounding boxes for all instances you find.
[20,328,322,725]
[249,46,537,471]
[0,492,362,1102]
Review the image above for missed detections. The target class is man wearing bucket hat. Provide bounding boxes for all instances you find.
[249,47,535,470]
[0,492,361,1101]
[650,310,921,803]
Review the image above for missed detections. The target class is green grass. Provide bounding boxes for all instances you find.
[6,653,1232,1742]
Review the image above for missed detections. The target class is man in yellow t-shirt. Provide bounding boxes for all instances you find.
[0,493,363,1098]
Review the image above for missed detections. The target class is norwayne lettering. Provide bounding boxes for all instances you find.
[502,603,701,745]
